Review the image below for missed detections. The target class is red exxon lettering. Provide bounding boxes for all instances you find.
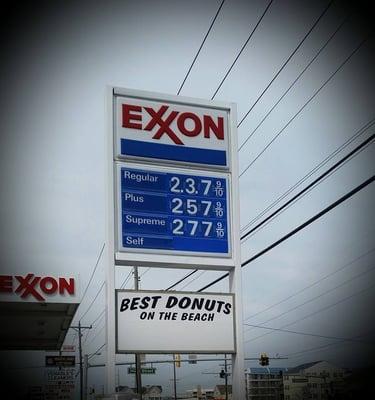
[121,103,225,145]
[0,274,76,301]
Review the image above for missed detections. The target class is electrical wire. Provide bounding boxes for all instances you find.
[139,267,151,278]
[165,270,198,290]
[86,323,106,349]
[198,175,375,292]
[211,0,274,99]
[286,331,375,358]
[241,132,375,241]
[238,13,350,148]
[180,271,206,290]
[245,280,375,343]
[79,281,105,323]
[88,343,107,360]
[243,142,373,243]
[120,270,133,289]
[239,36,369,177]
[237,0,334,128]
[243,323,371,344]
[91,309,106,326]
[75,243,105,315]
[177,0,226,95]
[242,175,374,267]
[244,247,375,321]
[244,262,375,335]
[240,118,375,234]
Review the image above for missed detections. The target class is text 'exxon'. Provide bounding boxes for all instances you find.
[122,103,225,145]
[0,274,75,301]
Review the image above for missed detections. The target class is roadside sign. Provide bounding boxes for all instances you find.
[116,290,235,353]
[106,87,245,397]
[45,368,75,400]
[127,367,156,374]
[45,356,75,367]
[61,345,75,353]
[116,164,230,256]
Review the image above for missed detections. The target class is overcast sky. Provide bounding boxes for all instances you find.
[0,0,374,397]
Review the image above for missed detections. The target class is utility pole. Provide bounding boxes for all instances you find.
[134,267,142,399]
[224,354,228,400]
[173,355,177,400]
[70,323,92,400]
[84,354,89,400]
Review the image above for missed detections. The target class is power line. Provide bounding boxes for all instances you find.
[286,331,375,358]
[242,175,374,267]
[211,0,274,99]
[120,270,133,289]
[241,132,375,241]
[237,0,334,128]
[180,271,206,290]
[244,262,375,335]
[242,140,373,242]
[88,343,106,360]
[238,13,350,149]
[86,323,106,349]
[79,243,105,308]
[243,323,371,344]
[165,270,198,291]
[177,0,226,95]
[244,247,375,321]
[79,281,105,323]
[246,280,375,343]
[140,267,151,278]
[240,118,375,234]
[91,309,105,326]
[239,35,369,177]
[198,175,375,292]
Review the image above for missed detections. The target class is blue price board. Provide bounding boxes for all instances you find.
[117,166,230,255]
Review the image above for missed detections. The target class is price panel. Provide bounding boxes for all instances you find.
[117,165,230,256]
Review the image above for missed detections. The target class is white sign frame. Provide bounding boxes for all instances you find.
[110,87,239,271]
[115,289,236,354]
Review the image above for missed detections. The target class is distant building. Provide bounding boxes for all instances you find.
[284,361,345,400]
[116,385,162,400]
[213,385,232,399]
[245,367,286,400]
[142,385,162,400]
[186,386,214,399]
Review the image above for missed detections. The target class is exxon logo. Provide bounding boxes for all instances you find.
[0,273,75,301]
[122,103,225,145]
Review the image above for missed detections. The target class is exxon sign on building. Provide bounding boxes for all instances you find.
[114,95,230,169]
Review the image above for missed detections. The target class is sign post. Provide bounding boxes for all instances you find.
[106,87,245,398]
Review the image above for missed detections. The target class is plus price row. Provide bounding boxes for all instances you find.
[122,191,226,219]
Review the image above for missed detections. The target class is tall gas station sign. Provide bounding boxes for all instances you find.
[106,88,245,397]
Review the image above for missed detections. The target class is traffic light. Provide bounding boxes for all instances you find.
[220,369,226,379]
[174,354,181,368]
[259,353,269,366]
